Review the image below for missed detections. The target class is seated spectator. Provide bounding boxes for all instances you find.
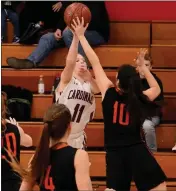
[1,1,21,43]
[7,1,110,69]
[19,1,63,36]
[135,53,164,152]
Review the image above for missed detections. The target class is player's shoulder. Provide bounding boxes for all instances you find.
[5,121,18,130]
[103,87,123,103]
[74,149,89,164]
[4,122,20,137]
[104,87,117,97]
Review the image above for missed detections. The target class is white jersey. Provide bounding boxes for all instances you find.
[55,77,95,149]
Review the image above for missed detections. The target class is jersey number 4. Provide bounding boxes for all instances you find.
[72,104,94,123]
[113,101,129,125]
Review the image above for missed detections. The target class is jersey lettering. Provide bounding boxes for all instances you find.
[113,101,129,125]
[2,133,17,159]
[44,165,55,191]
[68,89,93,104]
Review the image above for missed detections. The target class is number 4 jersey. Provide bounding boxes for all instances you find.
[55,77,96,149]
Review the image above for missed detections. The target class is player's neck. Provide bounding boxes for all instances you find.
[50,136,68,148]
[73,74,85,84]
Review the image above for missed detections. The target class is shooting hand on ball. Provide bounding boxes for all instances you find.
[71,17,89,37]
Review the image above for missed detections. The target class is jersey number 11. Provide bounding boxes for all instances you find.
[72,104,85,123]
[72,104,94,123]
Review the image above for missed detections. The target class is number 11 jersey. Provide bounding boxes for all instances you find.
[55,77,96,149]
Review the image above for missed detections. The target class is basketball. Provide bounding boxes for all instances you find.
[64,3,91,29]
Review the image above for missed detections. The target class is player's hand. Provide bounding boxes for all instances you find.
[71,17,89,37]
[67,27,79,41]
[135,48,148,67]
[52,2,62,12]
[8,117,19,127]
[54,29,62,40]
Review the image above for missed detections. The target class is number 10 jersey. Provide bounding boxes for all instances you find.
[55,77,96,149]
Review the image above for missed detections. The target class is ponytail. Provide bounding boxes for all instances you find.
[30,122,50,184]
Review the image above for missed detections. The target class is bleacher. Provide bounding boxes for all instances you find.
[2,19,176,190]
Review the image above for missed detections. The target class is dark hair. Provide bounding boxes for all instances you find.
[117,64,158,126]
[1,92,7,132]
[6,103,72,185]
[1,91,7,119]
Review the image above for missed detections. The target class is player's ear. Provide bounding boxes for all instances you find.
[67,123,72,135]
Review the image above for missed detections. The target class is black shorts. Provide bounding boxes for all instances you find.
[106,143,166,191]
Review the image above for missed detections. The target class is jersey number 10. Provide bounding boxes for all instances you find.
[113,101,129,125]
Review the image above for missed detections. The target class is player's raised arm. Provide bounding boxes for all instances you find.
[60,29,79,85]
[72,17,113,99]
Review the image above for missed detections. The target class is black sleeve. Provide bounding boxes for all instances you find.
[153,76,164,107]
[156,76,164,99]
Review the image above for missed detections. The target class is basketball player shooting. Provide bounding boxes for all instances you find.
[55,19,100,149]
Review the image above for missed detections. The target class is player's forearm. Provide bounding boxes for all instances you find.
[78,35,100,67]
[90,77,100,94]
[61,34,79,83]
[66,34,79,66]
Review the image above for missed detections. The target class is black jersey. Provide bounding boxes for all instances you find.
[40,146,78,191]
[1,123,21,186]
[102,87,143,150]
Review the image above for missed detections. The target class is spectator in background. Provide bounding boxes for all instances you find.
[1,1,21,43]
[135,53,164,152]
[19,1,63,36]
[7,1,110,69]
